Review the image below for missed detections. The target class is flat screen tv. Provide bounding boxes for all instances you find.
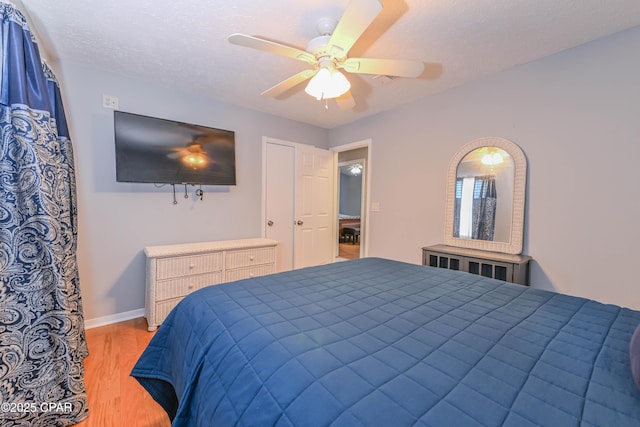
[114,111,236,185]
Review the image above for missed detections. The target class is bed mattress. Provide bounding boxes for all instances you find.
[132,257,640,426]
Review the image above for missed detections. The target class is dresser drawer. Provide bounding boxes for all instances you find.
[225,264,275,282]
[145,238,277,331]
[155,271,222,300]
[156,252,222,280]
[154,298,181,326]
[225,247,275,269]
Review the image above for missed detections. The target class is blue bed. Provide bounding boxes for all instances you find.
[131,258,640,426]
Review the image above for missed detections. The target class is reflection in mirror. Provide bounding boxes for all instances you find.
[444,137,527,255]
[453,147,514,243]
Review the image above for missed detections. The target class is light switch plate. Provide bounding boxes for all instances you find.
[102,95,119,109]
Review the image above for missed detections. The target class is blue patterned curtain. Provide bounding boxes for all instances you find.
[454,176,497,240]
[0,3,88,426]
[472,175,497,241]
[453,178,462,237]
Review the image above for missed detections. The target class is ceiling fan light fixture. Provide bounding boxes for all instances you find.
[304,66,351,100]
[349,163,362,175]
[229,0,426,109]
[481,152,504,166]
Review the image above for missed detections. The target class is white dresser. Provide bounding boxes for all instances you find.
[144,238,278,331]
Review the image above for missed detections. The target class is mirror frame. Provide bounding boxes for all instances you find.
[444,137,527,254]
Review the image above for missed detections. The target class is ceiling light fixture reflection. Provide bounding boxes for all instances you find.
[181,144,209,169]
[481,153,504,166]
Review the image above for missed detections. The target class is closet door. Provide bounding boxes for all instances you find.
[294,145,335,269]
[264,142,295,272]
[263,139,335,271]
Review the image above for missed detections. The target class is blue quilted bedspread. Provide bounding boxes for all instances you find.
[131,258,640,426]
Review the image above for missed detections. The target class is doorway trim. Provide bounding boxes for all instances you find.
[331,139,372,258]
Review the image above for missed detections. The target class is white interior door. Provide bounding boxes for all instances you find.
[294,145,335,268]
[263,139,335,271]
[264,142,295,271]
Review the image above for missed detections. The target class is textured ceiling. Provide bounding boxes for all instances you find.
[18,0,640,129]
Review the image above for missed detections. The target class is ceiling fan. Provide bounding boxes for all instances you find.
[228,0,425,109]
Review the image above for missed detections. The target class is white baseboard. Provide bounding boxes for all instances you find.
[84,308,145,330]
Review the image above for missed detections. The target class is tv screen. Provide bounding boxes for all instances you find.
[114,111,236,185]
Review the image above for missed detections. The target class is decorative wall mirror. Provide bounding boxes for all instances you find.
[444,137,527,254]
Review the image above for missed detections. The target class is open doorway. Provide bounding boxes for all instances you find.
[338,159,364,259]
[333,141,371,261]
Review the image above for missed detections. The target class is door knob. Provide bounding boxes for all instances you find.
[296,220,304,226]
[267,220,274,227]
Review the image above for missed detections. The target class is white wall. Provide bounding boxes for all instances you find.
[56,61,328,322]
[329,27,640,310]
[339,173,363,216]
[54,25,640,322]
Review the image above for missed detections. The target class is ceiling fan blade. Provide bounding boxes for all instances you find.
[327,0,383,58]
[341,57,424,78]
[261,69,317,98]
[228,33,317,64]
[335,91,356,110]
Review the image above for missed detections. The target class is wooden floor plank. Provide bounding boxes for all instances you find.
[339,242,361,259]
[76,318,170,427]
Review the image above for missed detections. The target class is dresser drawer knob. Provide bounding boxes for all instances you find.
[189,263,195,269]
[249,256,255,261]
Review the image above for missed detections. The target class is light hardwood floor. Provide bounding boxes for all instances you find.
[76,317,170,427]
[338,242,360,260]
